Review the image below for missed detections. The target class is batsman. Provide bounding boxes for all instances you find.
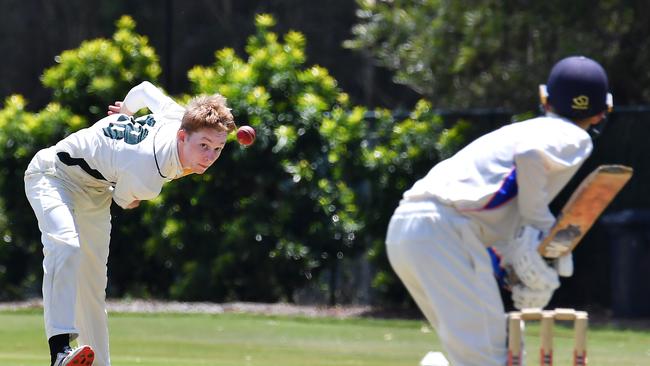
[385,56,613,365]
[24,81,237,365]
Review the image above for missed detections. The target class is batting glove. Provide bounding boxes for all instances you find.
[554,252,574,277]
[501,225,560,291]
[511,284,556,310]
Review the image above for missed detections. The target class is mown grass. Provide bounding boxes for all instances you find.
[0,309,648,365]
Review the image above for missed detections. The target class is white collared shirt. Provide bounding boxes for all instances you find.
[403,114,593,243]
[55,82,186,208]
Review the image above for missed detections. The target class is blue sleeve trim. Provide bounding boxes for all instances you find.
[483,168,518,209]
[487,247,508,289]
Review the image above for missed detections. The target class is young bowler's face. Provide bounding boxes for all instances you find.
[177,128,228,174]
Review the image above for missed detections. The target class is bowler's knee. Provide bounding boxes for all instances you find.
[43,231,82,262]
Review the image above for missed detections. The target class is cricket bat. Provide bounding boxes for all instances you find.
[538,164,633,258]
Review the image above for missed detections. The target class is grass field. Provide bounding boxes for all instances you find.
[1,309,649,365]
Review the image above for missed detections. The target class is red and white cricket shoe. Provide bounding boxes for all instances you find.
[53,345,94,365]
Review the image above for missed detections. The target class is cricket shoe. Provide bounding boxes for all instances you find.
[53,345,94,365]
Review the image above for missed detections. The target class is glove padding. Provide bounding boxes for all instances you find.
[501,226,560,291]
[554,252,574,277]
[511,284,556,310]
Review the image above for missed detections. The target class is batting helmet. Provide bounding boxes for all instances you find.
[540,56,612,120]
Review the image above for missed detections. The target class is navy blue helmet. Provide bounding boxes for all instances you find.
[541,56,612,119]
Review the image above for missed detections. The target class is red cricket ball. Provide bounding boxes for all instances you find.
[236,125,256,146]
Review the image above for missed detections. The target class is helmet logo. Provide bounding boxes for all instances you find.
[572,95,590,110]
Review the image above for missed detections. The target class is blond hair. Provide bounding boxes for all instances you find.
[182,94,236,133]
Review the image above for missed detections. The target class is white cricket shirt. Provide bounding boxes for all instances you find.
[403,114,593,244]
[54,82,185,208]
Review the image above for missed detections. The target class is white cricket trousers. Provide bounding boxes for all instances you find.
[24,147,113,366]
[386,199,507,366]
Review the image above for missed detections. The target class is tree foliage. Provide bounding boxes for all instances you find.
[0,96,84,299]
[0,14,470,304]
[41,16,161,119]
[1,3,648,310]
[0,16,160,300]
[346,0,647,109]
[136,14,473,303]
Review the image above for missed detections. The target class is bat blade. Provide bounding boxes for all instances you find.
[538,165,633,258]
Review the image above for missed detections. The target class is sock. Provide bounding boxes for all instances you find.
[48,334,70,365]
